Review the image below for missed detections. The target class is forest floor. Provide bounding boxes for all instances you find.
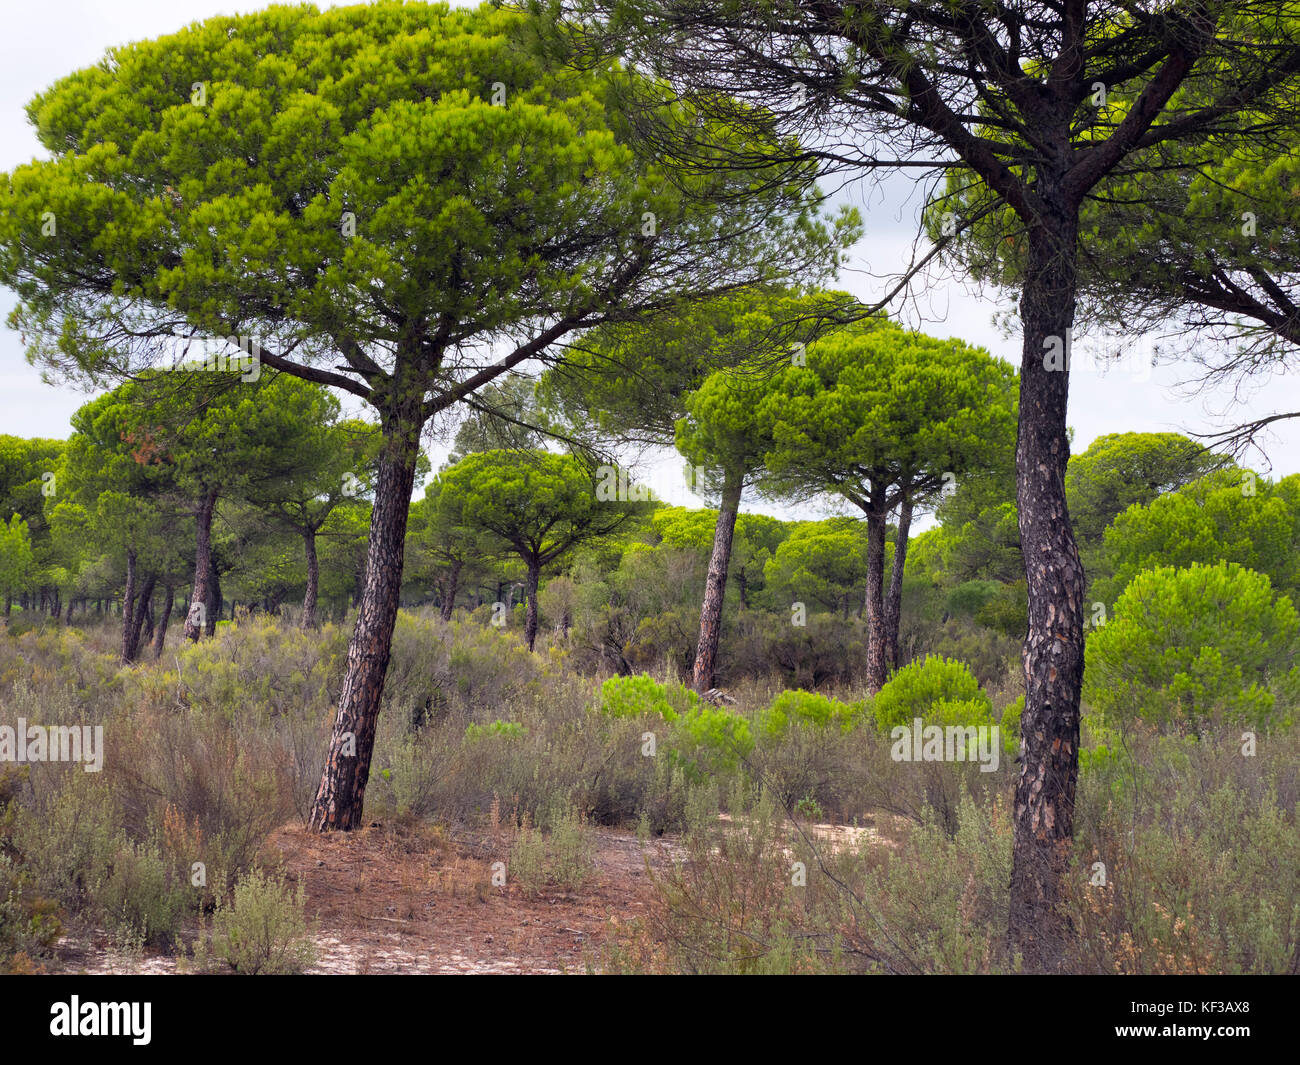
[51,816,896,974]
[52,821,680,974]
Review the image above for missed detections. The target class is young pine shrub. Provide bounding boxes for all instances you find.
[1083,561,1300,737]
[872,655,991,732]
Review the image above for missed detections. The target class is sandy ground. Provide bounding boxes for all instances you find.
[49,814,894,974]
[52,822,681,975]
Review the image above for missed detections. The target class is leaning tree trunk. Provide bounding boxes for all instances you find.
[1007,201,1087,974]
[439,559,462,622]
[153,584,174,659]
[301,528,319,630]
[183,487,219,641]
[862,486,889,692]
[882,495,914,671]
[522,561,542,652]
[308,403,423,832]
[121,547,138,663]
[692,468,743,693]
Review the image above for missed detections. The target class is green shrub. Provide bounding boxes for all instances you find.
[0,853,63,970]
[465,720,527,741]
[598,674,698,721]
[94,840,191,950]
[758,689,862,739]
[997,696,1023,756]
[597,675,751,776]
[197,869,316,974]
[675,702,754,769]
[508,801,595,893]
[10,771,121,913]
[1083,562,1300,734]
[873,656,990,731]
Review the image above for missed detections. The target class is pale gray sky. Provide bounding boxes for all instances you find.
[3,0,1297,522]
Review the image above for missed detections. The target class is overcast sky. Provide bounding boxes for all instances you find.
[3,0,1298,521]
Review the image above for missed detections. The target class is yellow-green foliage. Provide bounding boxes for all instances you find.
[598,674,753,769]
[599,673,699,720]
[997,696,1023,756]
[1084,562,1300,734]
[873,655,991,731]
[161,614,346,719]
[676,703,754,767]
[465,720,526,741]
[758,689,862,738]
[0,626,119,701]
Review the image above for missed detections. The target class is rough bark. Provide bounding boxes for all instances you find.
[121,547,137,663]
[863,486,889,692]
[206,558,221,637]
[883,495,914,672]
[439,559,462,622]
[126,572,156,663]
[308,404,422,831]
[1007,203,1087,973]
[692,469,743,693]
[183,487,219,641]
[523,562,542,652]
[153,584,174,659]
[301,528,319,630]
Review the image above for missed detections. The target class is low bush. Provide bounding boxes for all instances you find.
[873,656,990,731]
[193,868,317,975]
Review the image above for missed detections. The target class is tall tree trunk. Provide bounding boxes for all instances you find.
[206,557,221,637]
[140,592,156,645]
[883,495,914,672]
[301,528,319,630]
[523,561,541,652]
[153,584,174,659]
[183,487,219,641]
[63,595,74,625]
[863,486,889,692]
[120,548,138,662]
[692,469,743,693]
[125,573,156,662]
[1007,204,1086,973]
[308,405,422,832]
[439,559,462,622]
